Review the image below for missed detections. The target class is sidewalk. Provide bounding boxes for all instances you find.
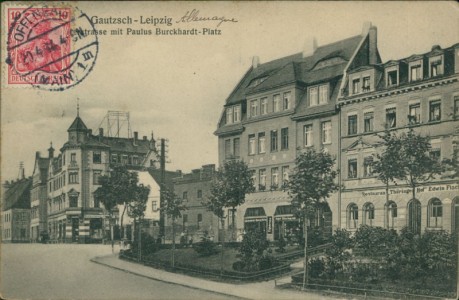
[91,253,349,300]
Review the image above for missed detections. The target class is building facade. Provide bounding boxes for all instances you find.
[338,42,459,234]
[45,112,159,243]
[216,23,459,239]
[170,164,220,243]
[2,176,32,243]
[215,23,382,241]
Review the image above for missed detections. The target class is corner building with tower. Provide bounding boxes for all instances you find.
[215,23,459,240]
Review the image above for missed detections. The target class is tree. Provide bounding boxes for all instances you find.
[205,159,255,241]
[287,148,340,288]
[372,130,406,229]
[94,165,142,240]
[160,186,186,268]
[127,183,150,261]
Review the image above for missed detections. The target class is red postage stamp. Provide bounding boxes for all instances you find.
[5,5,98,91]
[7,7,72,85]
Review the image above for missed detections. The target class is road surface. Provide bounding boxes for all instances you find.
[1,243,235,300]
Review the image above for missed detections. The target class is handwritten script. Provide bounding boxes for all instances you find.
[176,9,238,27]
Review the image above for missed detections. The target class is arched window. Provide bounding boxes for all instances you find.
[428,198,443,228]
[407,199,421,234]
[347,203,359,229]
[453,197,459,233]
[386,201,397,229]
[363,203,375,226]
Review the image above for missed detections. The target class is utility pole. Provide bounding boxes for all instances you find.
[159,138,166,241]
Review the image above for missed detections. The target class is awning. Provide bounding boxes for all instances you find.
[274,205,295,216]
[244,207,266,218]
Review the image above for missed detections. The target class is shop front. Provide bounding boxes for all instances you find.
[244,207,267,236]
[273,205,302,244]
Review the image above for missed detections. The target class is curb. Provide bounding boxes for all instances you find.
[90,256,248,300]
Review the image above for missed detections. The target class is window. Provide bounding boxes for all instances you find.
[283,92,292,110]
[364,112,374,132]
[93,151,101,164]
[387,70,398,87]
[386,108,396,128]
[226,107,233,124]
[261,98,268,115]
[281,128,289,150]
[259,169,266,191]
[352,78,360,94]
[111,154,118,164]
[251,173,257,190]
[182,214,188,230]
[363,203,375,226]
[71,153,76,162]
[250,100,258,117]
[309,87,318,106]
[429,100,441,122]
[225,139,232,159]
[270,130,278,152]
[429,148,441,162]
[258,132,266,154]
[362,76,370,92]
[409,103,421,124]
[152,201,157,211]
[93,170,102,185]
[387,201,398,229]
[348,203,359,229]
[282,166,289,187]
[363,157,373,177]
[70,196,78,208]
[182,192,188,201]
[271,167,279,190]
[273,94,281,112]
[455,96,459,117]
[410,64,422,81]
[233,138,240,158]
[234,106,241,122]
[248,134,256,155]
[348,115,358,135]
[133,156,139,165]
[69,172,78,184]
[197,214,203,229]
[428,198,443,227]
[430,56,442,77]
[321,121,331,144]
[319,85,328,104]
[348,159,357,179]
[121,155,128,165]
[304,125,313,147]
[197,190,202,198]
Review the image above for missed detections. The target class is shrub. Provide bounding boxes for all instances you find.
[275,236,287,253]
[234,229,279,272]
[232,261,245,271]
[308,257,326,278]
[131,233,160,256]
[193,237,219,257]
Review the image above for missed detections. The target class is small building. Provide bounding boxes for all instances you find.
[2,177,32,243]
[169,164,220,243]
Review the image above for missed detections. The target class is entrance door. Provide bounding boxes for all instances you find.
[72,218,79,242]
[408,199,421,234]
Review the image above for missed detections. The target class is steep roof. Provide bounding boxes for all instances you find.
[147,169,182,191]
[225,35,363,105]
[95,136,152,154]
[2,178,32,211]
[67,116,88,132]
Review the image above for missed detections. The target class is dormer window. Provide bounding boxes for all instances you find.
[250,100,258,118]
[309,84,328,106]
[226,107,233,124]
[410,63,422,82]
[387,69,398,87]
[429,56,443,77]
[283,92,292,110]
[273,94,281,112]
[261,98,268,115]
[362,77,371,92]
[234,106,240,122]
[352,78,360,95]
[225,105,241,124]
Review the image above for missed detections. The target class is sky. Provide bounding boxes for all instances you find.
[1,1,458,181]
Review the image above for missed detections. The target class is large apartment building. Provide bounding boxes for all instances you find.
[43,111,160,243]
[215,23,459,240]
[338,42,459,234]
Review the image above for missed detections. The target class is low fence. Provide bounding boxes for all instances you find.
[282,271,457,299]
[119,250,291,282]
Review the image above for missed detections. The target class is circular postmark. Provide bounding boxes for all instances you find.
[6,5,98,91]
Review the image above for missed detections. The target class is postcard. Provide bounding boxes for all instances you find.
[1,1,458,300]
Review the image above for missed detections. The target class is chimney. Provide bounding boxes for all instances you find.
[368,25,378,65]
[252,56,260,69]
[143,136,147,141]
[36,151,41,159]
[302,37,318,58]
[88,129,92,136]
[48,143,55,158]
[362,21,372,36]
[134,131,138,143]
[99,128,104,137]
